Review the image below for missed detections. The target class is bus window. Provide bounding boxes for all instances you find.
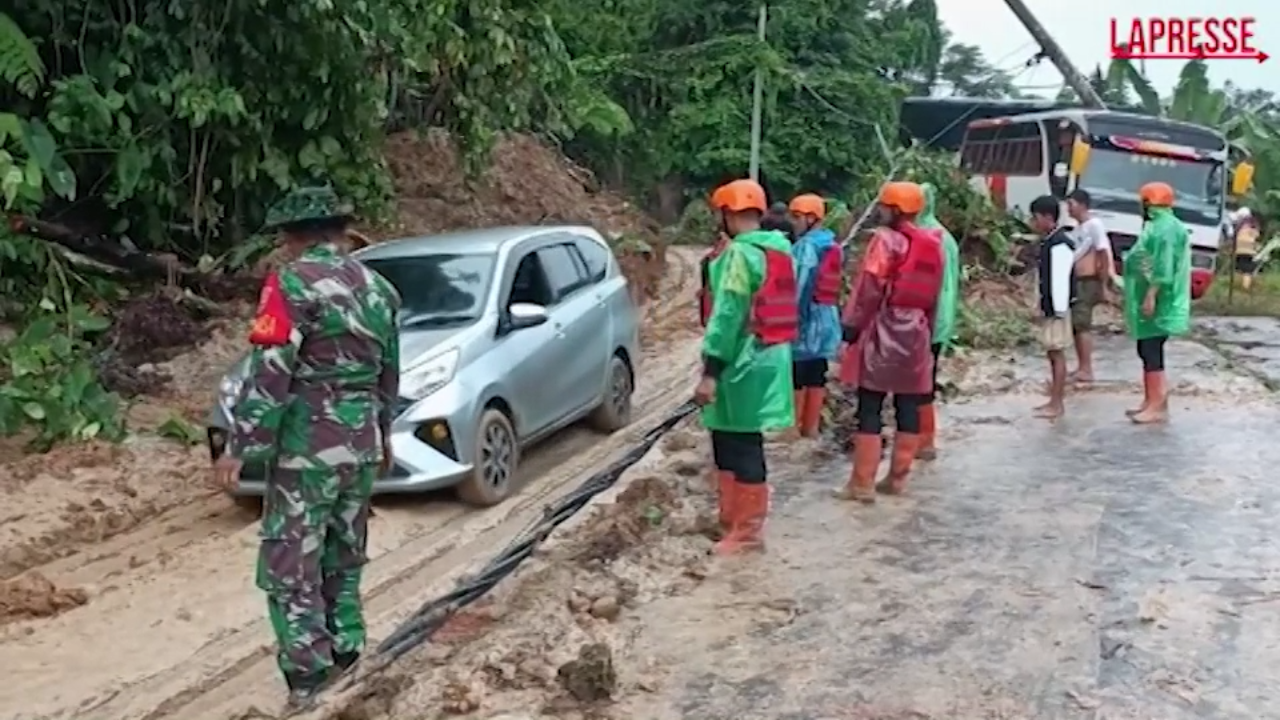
[960,121,1045,176]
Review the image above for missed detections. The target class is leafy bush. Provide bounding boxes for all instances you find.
[0,305,124,450]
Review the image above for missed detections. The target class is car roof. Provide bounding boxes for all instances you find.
[355,225,600,261]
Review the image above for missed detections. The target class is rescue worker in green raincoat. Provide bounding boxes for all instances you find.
[211,186,401,707]
[915,183,960,460]
[1122,181,1190,425]
[696,178,798,555]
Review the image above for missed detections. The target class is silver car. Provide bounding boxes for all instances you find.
[206,225,640,506]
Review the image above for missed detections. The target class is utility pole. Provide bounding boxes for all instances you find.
[1000,0,1106,109]
[748,4,767,181]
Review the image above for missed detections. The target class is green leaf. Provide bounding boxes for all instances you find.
[19,118,57,171]
[1,166,24,208]
[115,144,146,199]
[45,154,76,200]
[21,402,46,420]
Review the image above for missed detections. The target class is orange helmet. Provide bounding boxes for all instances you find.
[710,179,767,213]
[788,194,826,219]
[878,181,925,214]
[1139,182,1175,207]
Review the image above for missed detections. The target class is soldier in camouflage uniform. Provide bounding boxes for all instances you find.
[211,186,401,706]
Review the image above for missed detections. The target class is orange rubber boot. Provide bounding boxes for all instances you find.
[916,404,937,460]
[834,434,881,503]
[716,471,737,530]
[1126,372,1153,418]
[788,389,808,435]
[714,482,768,555]
[1131,371,1169,424]
[878,433,921,495]
[800,387,826,438]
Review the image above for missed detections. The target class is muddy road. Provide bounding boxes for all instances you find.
[0,247,704,720]
[321,327,1280,720]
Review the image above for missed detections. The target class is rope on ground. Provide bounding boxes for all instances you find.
[330,399,700,697]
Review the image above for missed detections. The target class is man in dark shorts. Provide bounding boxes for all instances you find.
[1065,189,1114,384]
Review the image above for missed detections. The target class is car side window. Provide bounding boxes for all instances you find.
[507,252,555,308]
[572,237,610,283]
[537,244,589,301]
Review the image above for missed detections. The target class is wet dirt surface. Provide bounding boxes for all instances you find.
[0,246,702,720]
[1194,316,1280,388]
[317,326,1280,720]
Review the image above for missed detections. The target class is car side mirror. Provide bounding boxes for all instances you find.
[507,302,549,331]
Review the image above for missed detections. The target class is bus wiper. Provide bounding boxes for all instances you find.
[400,314,475,328]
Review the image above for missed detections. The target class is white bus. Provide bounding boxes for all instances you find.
[958,109,1254,298]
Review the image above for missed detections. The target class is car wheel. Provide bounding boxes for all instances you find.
[588,354,633,433]
[456,409,518,507]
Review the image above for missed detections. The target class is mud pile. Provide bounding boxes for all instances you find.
[325,427,723,719]
[0,571,87,625]
[383,130,658,241]
[380,130,667,301]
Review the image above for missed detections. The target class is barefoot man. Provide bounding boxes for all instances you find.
[1029,195,1075,420]
[1065,189,1114,383]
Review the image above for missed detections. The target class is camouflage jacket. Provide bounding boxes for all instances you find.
[231,243,401,468]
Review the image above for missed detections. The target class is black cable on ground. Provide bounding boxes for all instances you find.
[370,399,700,665]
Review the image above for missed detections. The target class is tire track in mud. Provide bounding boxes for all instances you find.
[3,248,703,720]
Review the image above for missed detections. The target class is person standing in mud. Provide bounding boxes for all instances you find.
[787,193,842,438]
[913,183,960,460]
[697,178,797,554]
[1030,195,1076,420]
[211,186,401,707]
[1065,189,1114,384]
[834,182,942,503]
[1122,182,1190,424]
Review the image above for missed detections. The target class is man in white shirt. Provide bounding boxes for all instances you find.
[1031,195,1075,419]
[1065,189,1114,384]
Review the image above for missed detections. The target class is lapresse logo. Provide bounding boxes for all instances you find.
[1109,16,1268,63]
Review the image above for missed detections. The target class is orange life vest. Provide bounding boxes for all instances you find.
[750,248,800,345]
[811,245,843,305]
[885,225,943,312]
[700,244,799,345]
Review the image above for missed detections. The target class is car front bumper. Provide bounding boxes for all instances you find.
[207,384,482,497]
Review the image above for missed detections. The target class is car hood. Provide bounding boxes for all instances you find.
[221,326,471,389]
[399,326,468,367]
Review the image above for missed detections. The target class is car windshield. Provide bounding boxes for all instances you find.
[362,252,494,327]
[1078,148,1224,226]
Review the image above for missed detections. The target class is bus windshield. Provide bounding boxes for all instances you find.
[1077,148,1224,226]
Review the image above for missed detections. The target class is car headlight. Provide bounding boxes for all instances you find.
[218,374,245,409]
[401,348,459,400]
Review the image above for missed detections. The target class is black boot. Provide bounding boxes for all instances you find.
[284,668,336,709]
[334,650,361,673]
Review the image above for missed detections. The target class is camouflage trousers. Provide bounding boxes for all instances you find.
[256,463,376,678]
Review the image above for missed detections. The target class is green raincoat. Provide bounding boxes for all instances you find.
[1123,206,1190,340]
[701,229,795,432]
[917,183,961,348]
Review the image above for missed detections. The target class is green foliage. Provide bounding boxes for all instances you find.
[0,305,124,450]
[883,146,1024,270]
[0,12,42,98]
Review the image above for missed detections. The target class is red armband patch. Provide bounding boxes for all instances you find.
[248,272,293,346]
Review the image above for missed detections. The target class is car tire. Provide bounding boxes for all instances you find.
[456,409,519,507]
[587,354,633,433]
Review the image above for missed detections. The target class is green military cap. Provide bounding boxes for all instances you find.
[262,185,355,232]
